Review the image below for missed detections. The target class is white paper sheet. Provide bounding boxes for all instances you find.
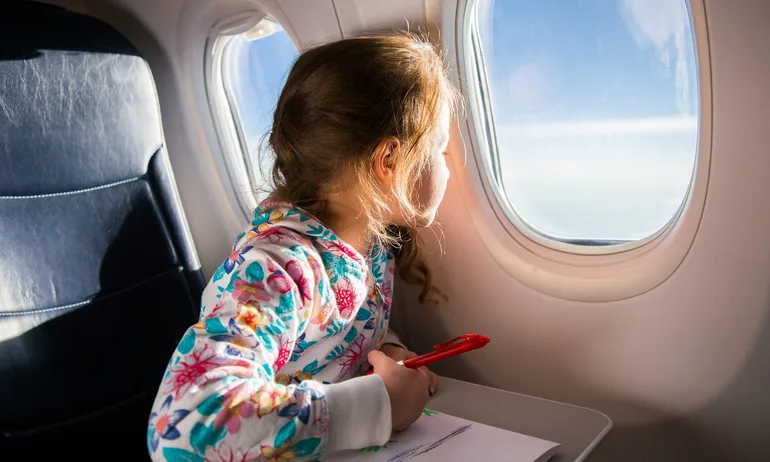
[326,409,560,462]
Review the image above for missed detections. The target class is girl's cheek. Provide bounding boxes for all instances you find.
[440,157,450,181]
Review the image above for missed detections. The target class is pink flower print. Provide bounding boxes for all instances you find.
[267,271,292,295]
[209,298,226,318]
[290,234,314,249]
[254,226,286,244]
[336,335,367,379]
[285,260,312,302]
[381,280,393,307]
[334,283,356,319]
[328,241,361,262]
[205,443,263,462]
[274,335,293,372]
[381,280,392,300]
[231,279,271,303]
[163,344,225,400]
[213,384,257,434]
[266,257,280,273]
[312,413,330,436]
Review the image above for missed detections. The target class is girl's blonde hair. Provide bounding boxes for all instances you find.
[265,32,461,304]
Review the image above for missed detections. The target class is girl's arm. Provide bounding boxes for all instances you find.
[148,244,391,461]
[383,329,408,350]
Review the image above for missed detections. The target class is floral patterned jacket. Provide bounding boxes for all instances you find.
[147,201,400,461]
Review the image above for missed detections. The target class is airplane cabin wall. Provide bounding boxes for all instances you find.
[36,0,770,460]
[398,1,770,461]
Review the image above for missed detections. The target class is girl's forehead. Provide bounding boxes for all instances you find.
[433,103,451,146]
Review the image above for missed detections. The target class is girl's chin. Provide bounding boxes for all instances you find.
[390,207,439,229]
[414,209,438,228]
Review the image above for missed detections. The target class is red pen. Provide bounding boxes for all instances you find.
[364,334,490,375]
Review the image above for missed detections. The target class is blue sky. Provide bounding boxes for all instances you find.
[225,30,298,198]
[477,0,699,241]
[226,0,699,242]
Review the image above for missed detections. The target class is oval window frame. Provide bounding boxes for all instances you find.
[204,11,301,222]
[445,0,713,301]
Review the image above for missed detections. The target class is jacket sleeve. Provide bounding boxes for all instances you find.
[147,243,391,461]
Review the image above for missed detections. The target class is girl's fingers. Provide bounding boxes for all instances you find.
[419,367,439,396]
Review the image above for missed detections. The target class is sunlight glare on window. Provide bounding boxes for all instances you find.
[223,19,298,200]
[474,0,700,244]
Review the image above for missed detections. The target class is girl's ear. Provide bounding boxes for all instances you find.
[372,136,400,190]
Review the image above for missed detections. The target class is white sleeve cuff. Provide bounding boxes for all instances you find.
[321,374,392,452]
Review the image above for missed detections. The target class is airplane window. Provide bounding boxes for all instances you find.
[221,17,298,202]
[473,0,700,247]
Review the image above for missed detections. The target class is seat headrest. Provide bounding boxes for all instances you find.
[0,1,162,196]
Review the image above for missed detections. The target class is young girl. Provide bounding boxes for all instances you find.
[147,33,459,461]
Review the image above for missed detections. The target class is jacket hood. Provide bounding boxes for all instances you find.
[231,200,371,269]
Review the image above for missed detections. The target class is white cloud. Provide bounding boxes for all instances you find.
[494,117,699,189]
[618,0,693,114]
[502,161,693,189]
[495,116,697,138]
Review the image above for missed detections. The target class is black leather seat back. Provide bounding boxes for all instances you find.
[0,1,203,455]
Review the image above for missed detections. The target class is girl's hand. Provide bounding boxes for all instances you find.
[380,344,439,396]
[368,350,430,432]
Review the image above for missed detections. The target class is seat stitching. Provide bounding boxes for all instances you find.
[0,177,141,200]
[0,266,183,317]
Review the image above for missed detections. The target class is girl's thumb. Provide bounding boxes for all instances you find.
[367,349,386,367]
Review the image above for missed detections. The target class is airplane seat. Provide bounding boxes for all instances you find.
[0,1,204,457]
